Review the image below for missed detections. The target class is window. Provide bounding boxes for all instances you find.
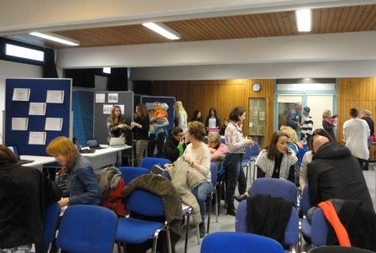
[5,43,44,62]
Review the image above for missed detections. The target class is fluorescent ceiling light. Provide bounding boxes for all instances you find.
[295,9,312,32]
[29,32,79,46]
[142,22,180,40]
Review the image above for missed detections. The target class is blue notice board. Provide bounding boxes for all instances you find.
[5,78,72,156]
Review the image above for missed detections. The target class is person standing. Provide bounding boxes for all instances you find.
[361,109,375,170]
[174,101,188,134]
[300,106,313,147]
[322,109,337,141]
[0,145,61,253]
[205,108,220,134]
[46,136,102,207]
[287,101,302,131]
[107,105,129,139]
[191,109,203,123]
[130,104,150,167]
[224,106,254,215]
[343,108,370,170]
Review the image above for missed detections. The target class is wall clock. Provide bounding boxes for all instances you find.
[252,82,261,92]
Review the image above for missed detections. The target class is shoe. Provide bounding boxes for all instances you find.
[199,222,206,238]
[234,193,247,202]
[226,207,236,216]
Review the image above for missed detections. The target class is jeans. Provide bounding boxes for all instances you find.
[224,153,246,208]
[193,181,213,221]
[135,139,149,167]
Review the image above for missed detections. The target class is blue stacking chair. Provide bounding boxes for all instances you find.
[119,166,149,184]
[116,189,172,253]
[201,232,284,253]
[140,157,172,171]
[242,143,260,184]
[236,178,300,251]
[250,177,298,206]
[34,202,61,253]
[56,205,118,253]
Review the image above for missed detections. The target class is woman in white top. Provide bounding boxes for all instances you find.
[174,101,188,133]
[205,108,220,133]
[183,121,211,237]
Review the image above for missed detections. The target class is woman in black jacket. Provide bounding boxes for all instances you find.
[0,144,61,252]
[163,127,186,162]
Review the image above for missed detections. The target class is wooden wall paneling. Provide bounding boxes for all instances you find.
[337,77,376,144]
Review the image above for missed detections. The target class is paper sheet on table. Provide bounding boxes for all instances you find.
[28,132,46,145]
[46,90,64,103]
[45,118,63,131]
[12,88,30,101]
[29,102,46,115]
[12,117,28,131]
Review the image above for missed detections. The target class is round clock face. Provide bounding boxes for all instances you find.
[252,82,261,92]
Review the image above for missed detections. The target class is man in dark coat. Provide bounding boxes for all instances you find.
[307,136,374,213]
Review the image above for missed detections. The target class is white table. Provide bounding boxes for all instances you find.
[21,155,56,170]
[81,145,132,170]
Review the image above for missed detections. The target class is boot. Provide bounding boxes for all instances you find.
[226,204,236,216]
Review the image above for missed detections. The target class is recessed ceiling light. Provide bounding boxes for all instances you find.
[295,9,312,32]
[29,32,79,46]
[142,22,180,40]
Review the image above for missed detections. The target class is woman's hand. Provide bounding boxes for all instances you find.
[58,197,69,207]
[183,155,194,166]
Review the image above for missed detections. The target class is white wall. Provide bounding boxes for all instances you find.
[0,60,42,144]
[56,31,376,80]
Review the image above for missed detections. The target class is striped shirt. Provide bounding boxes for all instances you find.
[301,115,313,138]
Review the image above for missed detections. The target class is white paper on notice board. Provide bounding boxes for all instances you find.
[29,102,46,115]
[12,88,30,101]
[12,117,28,131]
[28,131,46,145]
[96,93,105,103]
[45,117,63,131]
[46,90,64,103]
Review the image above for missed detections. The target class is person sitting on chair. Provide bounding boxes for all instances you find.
[234,131,297,202]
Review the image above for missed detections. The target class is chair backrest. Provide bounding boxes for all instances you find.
[300,185,311,213]
[56,205,118,253]
[140,157,171,171]
[42,202,61,243]
[311,208,329,247]
[250,178,298,206]
[119,166,149,184]
[125,189,165,217]
[308,246,376,253]
[235,200,299,246]
[210,162,218,186]
[201,232,284,253]
[297,147,306,167]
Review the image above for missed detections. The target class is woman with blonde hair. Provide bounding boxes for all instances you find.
[174,101,188,133]
[322,109,337,141]
[46,136,102,207]
[280,125,303,155]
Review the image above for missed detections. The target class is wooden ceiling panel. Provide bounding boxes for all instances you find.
[3,4,376,49]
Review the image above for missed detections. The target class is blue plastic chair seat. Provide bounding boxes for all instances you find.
[116,218,166,244]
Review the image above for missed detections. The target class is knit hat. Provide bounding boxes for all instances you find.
[303,106,310,115]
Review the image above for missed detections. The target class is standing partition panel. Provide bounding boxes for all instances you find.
[94,91,134,144]
[5,78,72,156]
